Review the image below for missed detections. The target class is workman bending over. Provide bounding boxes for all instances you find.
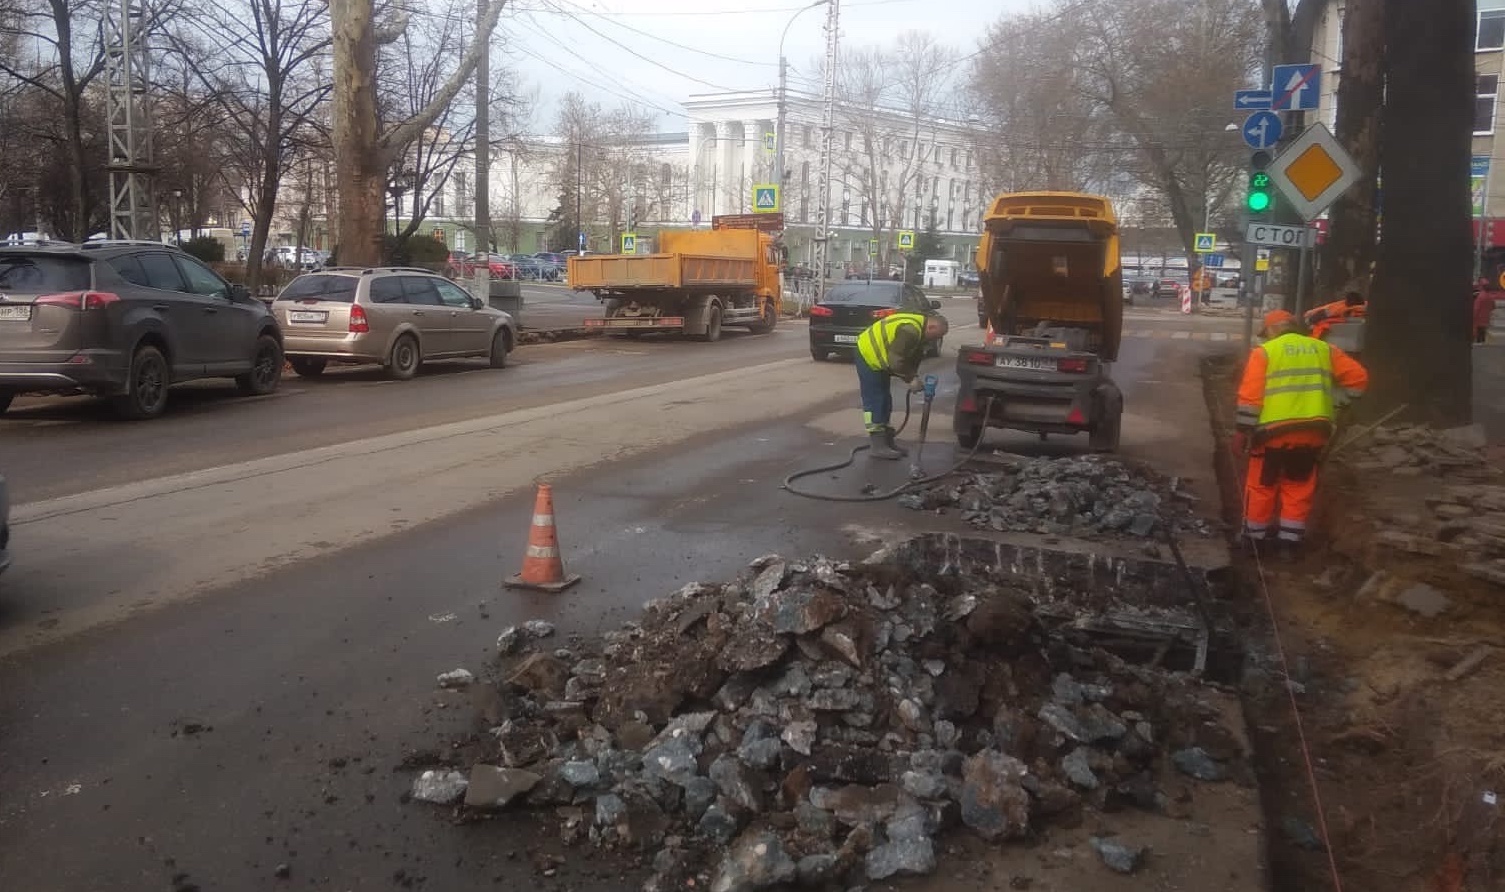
[1235,310,1368,552]
[855,311,949,460]
[1303,290,1366,340]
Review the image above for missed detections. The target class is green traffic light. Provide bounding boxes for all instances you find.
[1248,190,1271,213]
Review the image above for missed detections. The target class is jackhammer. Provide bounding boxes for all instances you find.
[908,374,939,480]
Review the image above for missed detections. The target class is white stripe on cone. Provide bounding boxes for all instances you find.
[532,514,555,527]
[526,544,560,559]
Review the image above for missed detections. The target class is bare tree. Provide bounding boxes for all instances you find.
[327,0,507,267]
[167,0,331,286]
[0,0,121,239]
[547,93,657,250]
[823,33,959,266]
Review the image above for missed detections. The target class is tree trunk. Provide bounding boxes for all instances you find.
[1315,0,1384,298]
[1366,0,1474,426]
[247,104,284,292]
[330,0,387,268]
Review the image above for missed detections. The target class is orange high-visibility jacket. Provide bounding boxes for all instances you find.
[1236,334,1369,440]
[1304,299,1366,339]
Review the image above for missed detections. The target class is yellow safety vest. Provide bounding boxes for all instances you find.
[857,312,927,372]
[1258,332,1335,429]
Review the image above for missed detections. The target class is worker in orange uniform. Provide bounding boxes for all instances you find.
[1302,290,1366,340]
[1234,310,1368,551]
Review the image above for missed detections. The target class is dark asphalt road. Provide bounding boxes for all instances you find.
[1,324,809,504]
[0,305,1238,890]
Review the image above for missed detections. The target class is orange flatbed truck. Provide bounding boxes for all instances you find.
[569,214,783,341]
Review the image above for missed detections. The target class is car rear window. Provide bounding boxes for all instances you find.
[278,274,358,302]
[821,284,903,305]
[0,254,90,293]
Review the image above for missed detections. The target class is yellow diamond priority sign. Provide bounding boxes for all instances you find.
[1268,123,1361,222]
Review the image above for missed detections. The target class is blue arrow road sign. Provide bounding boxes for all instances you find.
[1234,89,1272,110]
[1204,253,1225,269]
[1272,63,1321,111]
[1242,111,1283,150]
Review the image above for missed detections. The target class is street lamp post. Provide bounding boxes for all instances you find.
[775,0,829,203]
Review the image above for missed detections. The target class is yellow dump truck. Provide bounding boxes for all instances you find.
[569,216,782,341]
[955,192,1126,452]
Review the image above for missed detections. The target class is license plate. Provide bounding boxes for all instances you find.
[833,334,858,344]
[0,304,31,321]
[997,355,1057,372]
[288,310,327,323]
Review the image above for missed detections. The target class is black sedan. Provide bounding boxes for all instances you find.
[809,280,943,362]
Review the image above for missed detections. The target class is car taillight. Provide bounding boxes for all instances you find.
[1059,358,1089,373]
[872,308,897,318]
[959,395,977,412]
[349,303,370,333]
[964,350,992,365]
[35,291,120,310]
[809,305,834,317]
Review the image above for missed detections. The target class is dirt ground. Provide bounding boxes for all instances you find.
[1202,353,1505,892]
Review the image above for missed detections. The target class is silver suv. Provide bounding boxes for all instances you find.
[273,267,517,379]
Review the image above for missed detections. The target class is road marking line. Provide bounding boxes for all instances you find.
[13,356,811,523]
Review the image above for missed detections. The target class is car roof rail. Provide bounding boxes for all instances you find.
[315,266,368,272]
[0,237,74,247]
[385,266,442,275]
[79,239,180,250]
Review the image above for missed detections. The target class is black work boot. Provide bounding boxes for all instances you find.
[884,426,910,456]
[868,430,904,460]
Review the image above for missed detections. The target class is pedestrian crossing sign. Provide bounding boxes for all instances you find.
[897,230,915,250]
[763,132,775,153]
[621,233,636,254]
[1193,232,1216,253]
[752,184,780,214]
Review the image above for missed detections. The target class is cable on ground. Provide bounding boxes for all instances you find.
[782,397,995,502]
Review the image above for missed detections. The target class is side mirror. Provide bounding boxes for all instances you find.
[230,284,250,301]
[929,299,942,310]
[472,296,485,310]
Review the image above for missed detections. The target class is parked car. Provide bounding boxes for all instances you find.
[1152,276,1186,298]
[533,252,567,280]
[273,267,516,380]
[958,269,980,287]
[458,253,517,280]
[0,471,9,577]
[809,280,944,362]
[443,251,472,279]
[503,254,549,280]
[0,240,283,419]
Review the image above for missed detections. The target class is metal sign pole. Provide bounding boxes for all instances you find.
[1294,240,1312,317]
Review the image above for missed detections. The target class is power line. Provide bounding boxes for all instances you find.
[508,37,681,116]
[570,0,919,17]
[537,0,746,92]
[543,0,775,66]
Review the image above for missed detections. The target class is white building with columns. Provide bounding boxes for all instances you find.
[684,89,988,271]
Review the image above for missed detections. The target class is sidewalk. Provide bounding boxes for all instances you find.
[1474,344,1505,444]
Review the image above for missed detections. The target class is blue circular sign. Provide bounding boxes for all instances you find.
[1242,111,1283,150]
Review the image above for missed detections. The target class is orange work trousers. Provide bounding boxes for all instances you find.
[1243,429,1328,543]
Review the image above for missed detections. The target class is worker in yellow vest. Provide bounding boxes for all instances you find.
[855,311,949,460]
[1234,310,1368,551]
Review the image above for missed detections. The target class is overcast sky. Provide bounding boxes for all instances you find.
[499,0,1033,132]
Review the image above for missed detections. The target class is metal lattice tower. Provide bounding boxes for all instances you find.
[105,0,157,240]
[811,0,839,303]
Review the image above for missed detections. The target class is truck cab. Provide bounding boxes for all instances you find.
[956,192,1125,452]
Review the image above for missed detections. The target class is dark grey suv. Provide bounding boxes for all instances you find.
[0,241,283,419]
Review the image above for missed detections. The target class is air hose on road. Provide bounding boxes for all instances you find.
[782,386,997,503]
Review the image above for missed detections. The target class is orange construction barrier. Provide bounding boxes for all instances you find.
[504,484,581,593]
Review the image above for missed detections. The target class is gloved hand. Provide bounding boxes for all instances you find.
[1231,430,1249,456]
[907,377,924,393]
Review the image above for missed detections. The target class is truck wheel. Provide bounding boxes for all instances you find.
[957,425,983,451]
[810,345,828,362]
[750,302,777,334]
[700,304,723,342]
[1089,410,1123,453]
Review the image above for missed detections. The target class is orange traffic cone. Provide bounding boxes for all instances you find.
[505,484,581,593]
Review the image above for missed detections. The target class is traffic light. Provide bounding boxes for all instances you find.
[1247,150,1272,214]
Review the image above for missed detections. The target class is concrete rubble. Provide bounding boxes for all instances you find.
[1339,424,1505,586]
[895,456,1211,538]
[411,549,1246,889]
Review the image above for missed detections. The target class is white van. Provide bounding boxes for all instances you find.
[923,259,960,288]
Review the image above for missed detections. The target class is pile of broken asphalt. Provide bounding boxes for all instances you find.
[408,550,1246,891]
[896,455,1213,539]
